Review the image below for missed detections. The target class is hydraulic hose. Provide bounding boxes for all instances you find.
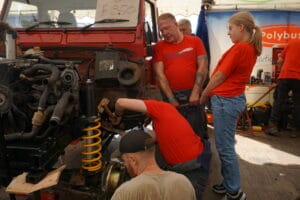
[38,86,50,111]
[50,92,73,126]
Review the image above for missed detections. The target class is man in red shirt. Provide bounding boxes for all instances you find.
[153,13,208,140]
[266,39,300,136]
[114,98,211,200]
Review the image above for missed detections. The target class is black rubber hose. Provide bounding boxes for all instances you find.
[35,125,57,140]
[50,92,72,126]
[43,69,60,86]
[34,106,56,140]
[22,64,60,86]
[23,64,52,76]
[44,105,56,119]
[4,126,40,141]
[38,86,49,111]
[22,65,60,111]
[17,126,41,140]
[4,106,55,141]
[85,58,95,80]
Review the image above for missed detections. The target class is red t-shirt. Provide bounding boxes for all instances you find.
[153,35,206,90]
[144,100,203,166]
[278,40,300,80]
[210,42,257,97]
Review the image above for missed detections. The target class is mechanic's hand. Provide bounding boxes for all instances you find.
[199,91,209,105]
[109,113,122,125]
[189,90,200,106]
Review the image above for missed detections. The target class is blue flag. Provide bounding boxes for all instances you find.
[196,5,210,68]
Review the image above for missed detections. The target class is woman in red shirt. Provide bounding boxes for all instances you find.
[200,12,262,200]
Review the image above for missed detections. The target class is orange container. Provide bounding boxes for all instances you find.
[206,113,213,124]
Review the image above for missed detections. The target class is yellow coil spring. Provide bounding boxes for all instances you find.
[81,118,102,172]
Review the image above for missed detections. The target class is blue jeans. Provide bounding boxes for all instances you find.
[211,94,246,192]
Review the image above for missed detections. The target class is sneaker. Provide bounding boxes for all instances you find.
[265,122,280,136]
[212,184,227,194]
[222,189,247,200]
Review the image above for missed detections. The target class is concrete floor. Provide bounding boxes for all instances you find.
[203,128,300,200]
[1,128,300,200]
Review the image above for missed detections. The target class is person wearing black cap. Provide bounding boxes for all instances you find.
[111,130,196,200]
[114,98,211,200]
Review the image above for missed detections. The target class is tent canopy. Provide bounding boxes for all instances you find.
[157,0,300,16]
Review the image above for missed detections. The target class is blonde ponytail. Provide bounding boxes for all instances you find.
[229,12,262,56]
[251,26,262,56]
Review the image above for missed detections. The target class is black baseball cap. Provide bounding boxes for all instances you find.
[119,130,156,153]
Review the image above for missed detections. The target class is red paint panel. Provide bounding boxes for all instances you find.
[66,33,136,44]
[17,32,63,45]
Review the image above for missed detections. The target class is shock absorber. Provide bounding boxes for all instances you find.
[82,118,102,172]
[81,79,102,172]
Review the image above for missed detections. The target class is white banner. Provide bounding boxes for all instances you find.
[206,10,300,76]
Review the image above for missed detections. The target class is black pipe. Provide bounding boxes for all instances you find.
[22,64,60,111]
[4,132,21,141]
[43,105,56,120]
[43,70,60,87]
[85,58,95,80]
[4,106,55,141]
[38,86,49,111]
[35,106,56,140]
[22,64,60,86]
[35,125,57,140]
[22,64,51,76]
[4,126,41,141]
[21,127,41,140]
[50,92,72,126]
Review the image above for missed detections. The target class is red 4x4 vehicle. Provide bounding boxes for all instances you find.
[0,0,160,198]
